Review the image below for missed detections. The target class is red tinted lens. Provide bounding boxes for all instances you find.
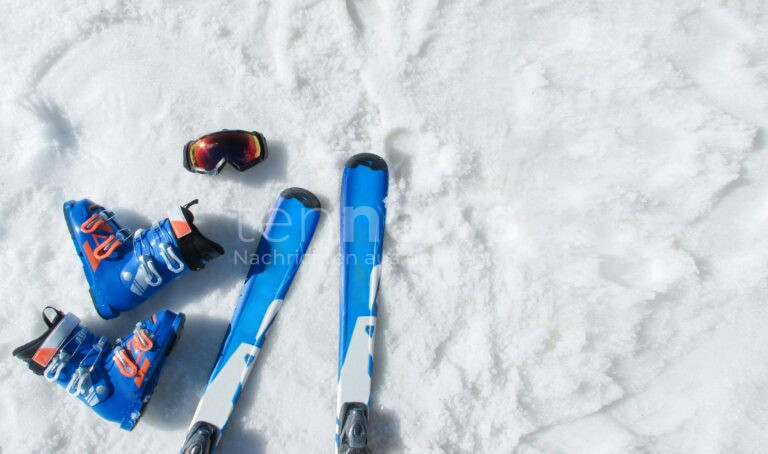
[226,134,263,170]
[187,137,227,172]
[187,131,263,172]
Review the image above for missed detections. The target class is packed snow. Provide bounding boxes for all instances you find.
[2,0,768,452]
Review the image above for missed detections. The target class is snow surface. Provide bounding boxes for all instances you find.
[2,0,768,452]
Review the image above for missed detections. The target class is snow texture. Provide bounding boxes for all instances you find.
[1,0,768,452]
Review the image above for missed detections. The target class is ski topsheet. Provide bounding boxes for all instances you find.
[336,154,388,453]
[181,188,321,454]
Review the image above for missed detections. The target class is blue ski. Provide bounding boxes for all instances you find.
[181,188,321,454]
[336,154,388,453]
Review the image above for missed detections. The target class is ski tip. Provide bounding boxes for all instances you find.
[345,153,387,171]
[280,187,321,209]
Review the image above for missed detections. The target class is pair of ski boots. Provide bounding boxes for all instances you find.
[13,199,223,429]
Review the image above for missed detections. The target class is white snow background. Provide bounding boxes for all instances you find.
[2,0,768,452]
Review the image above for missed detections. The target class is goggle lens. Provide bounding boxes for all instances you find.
[226,134,264,169]
[185,130,267,174]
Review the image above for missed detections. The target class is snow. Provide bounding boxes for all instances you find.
[1,0,768,452]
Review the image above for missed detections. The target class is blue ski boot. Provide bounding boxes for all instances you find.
[63,199,224,319]
[13,307,185,430]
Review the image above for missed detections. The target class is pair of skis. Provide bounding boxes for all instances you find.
[181,154,388,453]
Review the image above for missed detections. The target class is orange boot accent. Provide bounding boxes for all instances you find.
[80,213,105,233]
[94,236,122,259]
[132,328,154,352]
[134,358,151,388]
[113,348,138,377]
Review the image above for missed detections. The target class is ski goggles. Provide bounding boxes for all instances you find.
[183,130,268,175]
